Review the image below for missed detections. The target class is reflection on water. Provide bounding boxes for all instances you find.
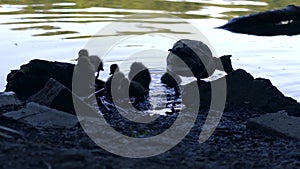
[0,0,300,101]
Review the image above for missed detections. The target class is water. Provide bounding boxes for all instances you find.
[0,0,300,102]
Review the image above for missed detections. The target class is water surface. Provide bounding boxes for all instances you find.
[0,0,300,101]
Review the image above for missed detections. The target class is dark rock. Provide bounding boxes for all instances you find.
[217,5,300,36]
[5,59,75,99]
[182,79,210,108]
[3,102,78,128]
[226,69,255,104]
[226,69,300,115]
[27,78,76,113]
[53,150,88,169]
[247,111,300,140]
[0,92,23,114]
[27,78,99,116]
[182,69,300,115]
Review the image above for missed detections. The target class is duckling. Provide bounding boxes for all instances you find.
[89,55,104,79]
[105,71,125,98]
[75,49,104,77]
[167,39,234,80]
[78,49,89,58]
[105,64,147,101]
[128,62,151,91]
[109,64,119,75]
[119,78,147,101]
[73,56,95,96]
[160,72,181,96]
[105,64,121,97]
[161,72,182,88]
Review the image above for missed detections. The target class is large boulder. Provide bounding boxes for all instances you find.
[5,59,74,99]
[27,78,99,115]
[27,78,76,114]
[182,69,300,116]
[217,5,300,36]
[226,69,300,115]
[247,111,300,140]
[3,102,78,129]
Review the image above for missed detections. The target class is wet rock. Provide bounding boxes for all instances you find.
[182,69,300,115]
[27,78,75,114]
[3,102,78,128]
[226,69,300,115]
[5,59,74,99]
[53,150,88,169]
[27,78,100,116]
[0,92,23,113]
[217,5,300,36]
[247,111,300,140]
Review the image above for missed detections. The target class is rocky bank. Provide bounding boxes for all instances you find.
[0,59,300,169]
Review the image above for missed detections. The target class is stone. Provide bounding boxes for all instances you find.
[3,102,78,128]
[182,69,300,116]
[27,78,75,114]
[27,78,100,116]
[217,5,300,36]
[5,59,74,99]
[247,111,300,140]
[0,92,23,113]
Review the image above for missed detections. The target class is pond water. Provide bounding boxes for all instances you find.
[0,0,300,103]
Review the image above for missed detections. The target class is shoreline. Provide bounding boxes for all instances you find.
[0,59,300,168]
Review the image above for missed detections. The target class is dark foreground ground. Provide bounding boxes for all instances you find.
[1,59,300,169]
[1,103,300,169]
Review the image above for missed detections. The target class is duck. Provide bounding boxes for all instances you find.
[128,62,151,91]
[89,55,104,79]
[105,64,147,101]
[77,49,89,59]
[109,64,119,75]
[166,39,234,81]
[75,49,104,78]
[73,54,95,96]
[160,72,181,96]
[75,49,106,90]
[119,77,147,101]
[105,71,125,99]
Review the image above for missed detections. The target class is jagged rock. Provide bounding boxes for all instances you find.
[182,69,300,116]
[217,5,300,36]
[27,78,75,114]
[5,59,74,99]
[247,111,300,140]
[27,78,99,116]
[226,70,300,115]
[3,102,78,128]
[0,92,23,114]
[5,59,105,100]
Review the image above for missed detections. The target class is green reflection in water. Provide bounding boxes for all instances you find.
[1,0,299,38]
[1,0,300,17]
[11,25,60,30]
[32,30,78,36]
